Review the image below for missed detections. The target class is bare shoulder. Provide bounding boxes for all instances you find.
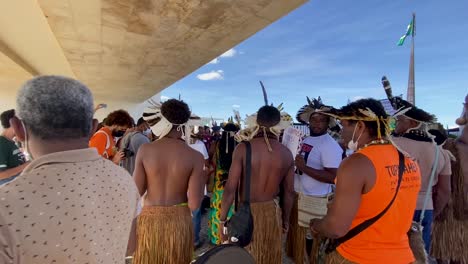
[277,143,293,162]
[233,142,246,155]
[137,141,152,153]
[339,153,375,178]
[235,141,247,151]
[185,144,205,162]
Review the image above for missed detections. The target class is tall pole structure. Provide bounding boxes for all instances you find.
[407,13,416,105]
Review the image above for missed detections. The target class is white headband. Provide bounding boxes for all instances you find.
[235,112,292,151]
[143,102,200,144]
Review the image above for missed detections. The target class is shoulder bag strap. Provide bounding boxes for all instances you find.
[419,145,440,224]
[234,141,252,210]
[244,141,252,203]
[334,150,405,246]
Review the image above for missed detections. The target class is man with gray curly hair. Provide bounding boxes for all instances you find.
[0,75,139,264]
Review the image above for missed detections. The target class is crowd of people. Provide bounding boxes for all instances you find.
[0,75,467,264]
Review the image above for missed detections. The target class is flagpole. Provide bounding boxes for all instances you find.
[407,13,416,105]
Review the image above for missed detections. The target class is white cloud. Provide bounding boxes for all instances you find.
[232,104,240,108]
[208,58,219,64]
[220,48,237,58]
[160,95,171,101]
[206,49,237,65]
[197,70,224,81]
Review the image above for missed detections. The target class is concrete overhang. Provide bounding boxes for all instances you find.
[0,0,307,116]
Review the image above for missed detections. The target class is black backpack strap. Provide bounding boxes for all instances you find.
[333,150,405,247]
[235,189,239,212]
[234,141,252,210]
[243,141,252,203]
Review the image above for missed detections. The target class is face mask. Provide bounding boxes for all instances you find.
[347,123,363,151]
[112,130,126,138]
[143,128,151,136]
[345,149,355,157]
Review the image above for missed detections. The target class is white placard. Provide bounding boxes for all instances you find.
[282,126,304,156]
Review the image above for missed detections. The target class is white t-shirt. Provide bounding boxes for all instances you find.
[190,139,209,160]
[294,134,343,196]
[189,139,209,195]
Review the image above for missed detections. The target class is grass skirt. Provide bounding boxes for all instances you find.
[246,200,282,264]
[431,139,468,263]
[286,193,308,264]
[325,250,355,264]
[133,205,193,264]
[431,201,468,263]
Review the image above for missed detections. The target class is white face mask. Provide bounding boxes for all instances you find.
[347,123,363,151]
[143,128,152,136]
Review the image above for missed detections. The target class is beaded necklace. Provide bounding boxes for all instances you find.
[358,139,390,151]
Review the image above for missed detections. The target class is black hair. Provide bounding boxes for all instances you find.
[218,132,237,178]
[106,110,133,127]
[309,112,331,123]
[0,109,15,129]
[222,123,240,132]
[161,99,191,125]
[329,124,341,133]
[136,117,146,127]
[339,98,388,138]
[429,129,448,145]
[257,105,280,128]
[391,97,436,123]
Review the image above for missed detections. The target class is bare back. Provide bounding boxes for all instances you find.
[133,137,205,211]
[237,138,294,203]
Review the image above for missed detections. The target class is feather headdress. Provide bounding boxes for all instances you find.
[142,98,201,144]
[221,117,240,132]
[235,81,293,151]
[323,100,415,156]
[233,109,242,126]
[381,76,436,123]
[211,117,221,132]
[381,76,437,144]
[296,96,336,128]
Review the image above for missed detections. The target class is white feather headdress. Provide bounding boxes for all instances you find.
[142,99,201,144]
[235,82,293,151]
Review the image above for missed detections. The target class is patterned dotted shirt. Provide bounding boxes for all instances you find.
[0,148,139,264]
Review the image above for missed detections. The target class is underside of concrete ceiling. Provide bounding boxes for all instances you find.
[0,0,307,112]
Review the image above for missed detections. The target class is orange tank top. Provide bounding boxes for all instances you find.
[89,127,115,159]
[337,144,421,264]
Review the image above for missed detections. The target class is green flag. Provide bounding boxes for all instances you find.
[397,18,414,46]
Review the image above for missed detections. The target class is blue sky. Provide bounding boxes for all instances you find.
[161,0,468,127]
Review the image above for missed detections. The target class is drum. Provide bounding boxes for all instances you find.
[192,244,255,264]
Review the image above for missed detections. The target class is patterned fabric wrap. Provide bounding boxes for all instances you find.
[208,147,234,245]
